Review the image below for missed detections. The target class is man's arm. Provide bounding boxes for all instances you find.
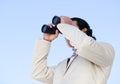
[57,23,115,67]
[31,39,54,84]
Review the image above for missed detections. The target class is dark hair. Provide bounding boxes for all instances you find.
[71,17,96,40]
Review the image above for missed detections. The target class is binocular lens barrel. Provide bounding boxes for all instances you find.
[41,16,60,34]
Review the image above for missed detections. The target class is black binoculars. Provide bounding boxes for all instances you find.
[41,16,61,34]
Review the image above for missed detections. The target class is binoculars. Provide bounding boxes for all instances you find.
[41,16,61,34]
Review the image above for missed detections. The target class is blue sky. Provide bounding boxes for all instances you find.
[0,0,120,84]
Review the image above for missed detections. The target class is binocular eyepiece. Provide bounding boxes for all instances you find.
[41,16,61,34]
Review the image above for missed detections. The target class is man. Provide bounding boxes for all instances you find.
[31,16,115,84]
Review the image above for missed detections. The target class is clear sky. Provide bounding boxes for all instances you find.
[0,0,120,84]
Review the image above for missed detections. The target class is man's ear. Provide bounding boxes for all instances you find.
[81,28,87,33]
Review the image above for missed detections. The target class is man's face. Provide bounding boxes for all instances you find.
[65,38,74,48]
[71,20,79,28]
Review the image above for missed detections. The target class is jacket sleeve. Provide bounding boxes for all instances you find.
[57,23,115,67]
[31,39,55,84]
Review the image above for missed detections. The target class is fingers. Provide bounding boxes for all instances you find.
[48,23,55,28]
[53,30,59,38]
[55,29,59,34]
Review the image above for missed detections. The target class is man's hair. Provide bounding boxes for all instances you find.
[71,17,96,40]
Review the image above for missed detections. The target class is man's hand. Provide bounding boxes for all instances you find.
[43,24,59,42]
[60,16,72,24]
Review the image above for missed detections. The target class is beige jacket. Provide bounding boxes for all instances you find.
[31,24,115,84]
